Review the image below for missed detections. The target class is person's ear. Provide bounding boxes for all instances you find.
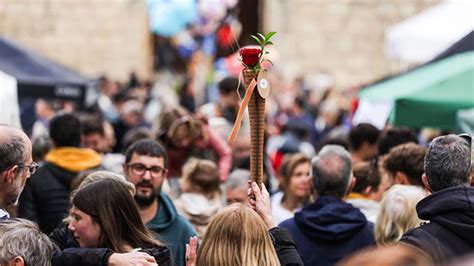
[11,256,25,266]
[122,163,128,176]
[422,173,432,193]
[395,171,408,185]
[4,165,19,184]
[347,176,356,195]
[362,185,372,195]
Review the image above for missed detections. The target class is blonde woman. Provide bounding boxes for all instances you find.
[195,204,280,266]
[375,185,427,245]
[185,182,304,266]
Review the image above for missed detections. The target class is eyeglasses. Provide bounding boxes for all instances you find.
[17,162,39,175]
[127,163,166,178]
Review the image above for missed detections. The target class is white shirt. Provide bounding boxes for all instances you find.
[271,191,302,225]
[0,208,10,220]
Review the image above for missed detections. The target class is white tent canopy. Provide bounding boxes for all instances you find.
[386,0,474,63]
[0,71,21,129]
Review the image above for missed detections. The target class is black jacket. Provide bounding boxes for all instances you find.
[18,162,78,234]
[18,147,102,234]
[280,196,375,266]
[269,227,304,266]
[50,225,171,266]
[401,186,474,263]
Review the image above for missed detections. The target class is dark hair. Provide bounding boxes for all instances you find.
[349,123,380,151]
[424,135,470,192]
[317,137,350,152]
[378,127,418,156]
[312,145,352,198]
[218,77,242,96]
[294,95,306,109]
[72,179,160,252]
[125,139,168,167]
[383,143,426,187]
[122,127,152,152]
[32,134,52,162]
[0,127,27,173]
[49,113,81,147]
[80,114,104,136]
[352,160,381,193]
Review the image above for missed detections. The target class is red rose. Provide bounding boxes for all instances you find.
[240,48,261,67]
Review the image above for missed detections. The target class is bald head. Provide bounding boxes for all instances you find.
[0,125,29,142]
[312,145,353,198]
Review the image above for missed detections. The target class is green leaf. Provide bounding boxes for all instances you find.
[265,41,274,46]
[265,51,270,54]
[257,33,266,42]
[265,31,276,41]
[250,35,263,46]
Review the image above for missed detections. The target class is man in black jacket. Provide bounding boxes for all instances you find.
[401,134,474,263]
[18,113,102,234]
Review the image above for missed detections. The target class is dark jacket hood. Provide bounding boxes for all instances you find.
[147,193,178,230]
[294,196,368,241]
[417,186,474,245]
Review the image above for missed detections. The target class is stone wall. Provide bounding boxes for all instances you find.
[261,0,440,89]
[0,0,440,86]
[0,0,152,81]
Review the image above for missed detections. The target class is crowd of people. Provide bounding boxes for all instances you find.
[0,71,473,266]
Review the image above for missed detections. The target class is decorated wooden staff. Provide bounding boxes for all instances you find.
[229,32,276,188]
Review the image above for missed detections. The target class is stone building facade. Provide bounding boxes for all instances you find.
[0,0,439,86]
[261,0,439,89]
[0,0,152,81]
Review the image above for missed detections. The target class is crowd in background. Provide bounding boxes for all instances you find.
[0,65,473,266]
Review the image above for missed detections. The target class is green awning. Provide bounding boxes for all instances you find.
[359,51,474,130]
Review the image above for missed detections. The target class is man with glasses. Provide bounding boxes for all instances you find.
[124,139,196,266]
[0,125,36,220]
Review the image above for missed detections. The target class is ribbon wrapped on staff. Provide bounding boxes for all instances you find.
[229,32,276,187]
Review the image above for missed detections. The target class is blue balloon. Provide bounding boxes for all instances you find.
[146,0,198,37]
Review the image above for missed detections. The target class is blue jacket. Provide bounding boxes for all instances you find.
[280,196,375,266]
[147,193,197,266]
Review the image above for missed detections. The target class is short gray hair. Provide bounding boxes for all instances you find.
[0,128,27,173]
[0,218,56,265]
[425,134,470,192]
[312,145,352,198]
[226,169,251,190]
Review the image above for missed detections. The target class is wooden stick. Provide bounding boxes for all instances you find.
[248,88,266,187]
